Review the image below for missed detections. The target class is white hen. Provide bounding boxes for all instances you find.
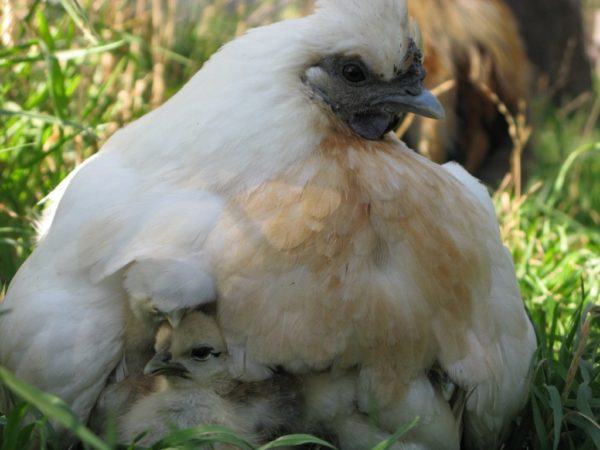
[0,1,536,448]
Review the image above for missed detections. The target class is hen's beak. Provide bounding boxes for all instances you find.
[376,89,445,120]
[144,351,189,378]
[346,87,445,141]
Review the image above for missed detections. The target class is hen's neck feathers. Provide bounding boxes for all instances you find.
[104,3,415,195]
[108,18,322,193]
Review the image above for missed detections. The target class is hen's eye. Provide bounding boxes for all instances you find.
[342,63,367,83]
[190,346,217,361]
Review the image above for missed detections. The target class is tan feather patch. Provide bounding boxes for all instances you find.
[209,133,492,402]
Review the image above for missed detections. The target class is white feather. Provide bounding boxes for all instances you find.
[441,163,536,447]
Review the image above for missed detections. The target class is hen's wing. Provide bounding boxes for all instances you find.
[440,163,536,448]
[0,148,223,423]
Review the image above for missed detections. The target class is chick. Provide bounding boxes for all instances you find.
[118,312,301,447]
[302,373,428,450]
[91,292,218,436]
[119,311,422,450]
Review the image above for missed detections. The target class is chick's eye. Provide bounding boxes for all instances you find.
[191,346,216,361]
[342,63,367,83]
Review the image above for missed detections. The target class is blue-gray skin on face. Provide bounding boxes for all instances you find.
[303,39,445,141]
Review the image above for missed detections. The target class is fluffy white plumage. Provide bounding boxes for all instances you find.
[0,0,536,448]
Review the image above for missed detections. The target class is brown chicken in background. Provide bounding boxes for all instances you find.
[403,0,530,179]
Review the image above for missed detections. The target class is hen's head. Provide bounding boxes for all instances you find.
[301,0,444,140]
[153,0,446,184]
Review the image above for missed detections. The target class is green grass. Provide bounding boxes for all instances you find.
[1,1,599,449]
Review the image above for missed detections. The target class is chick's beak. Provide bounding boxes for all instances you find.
[144,351,189,378]
[167,309,185,328]
[376,89,445,120]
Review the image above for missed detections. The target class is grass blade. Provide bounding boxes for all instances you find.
[371,417,420,450]
[258,434,337,449]
[57,0,100,45]
[0,403,29,450]
[56,40,127,62]
[152,425,254,450]
[0,366,110,450]
[546,385,563,450]
[531,388,550,450]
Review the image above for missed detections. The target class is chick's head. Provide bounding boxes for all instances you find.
[144,312,228,384]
